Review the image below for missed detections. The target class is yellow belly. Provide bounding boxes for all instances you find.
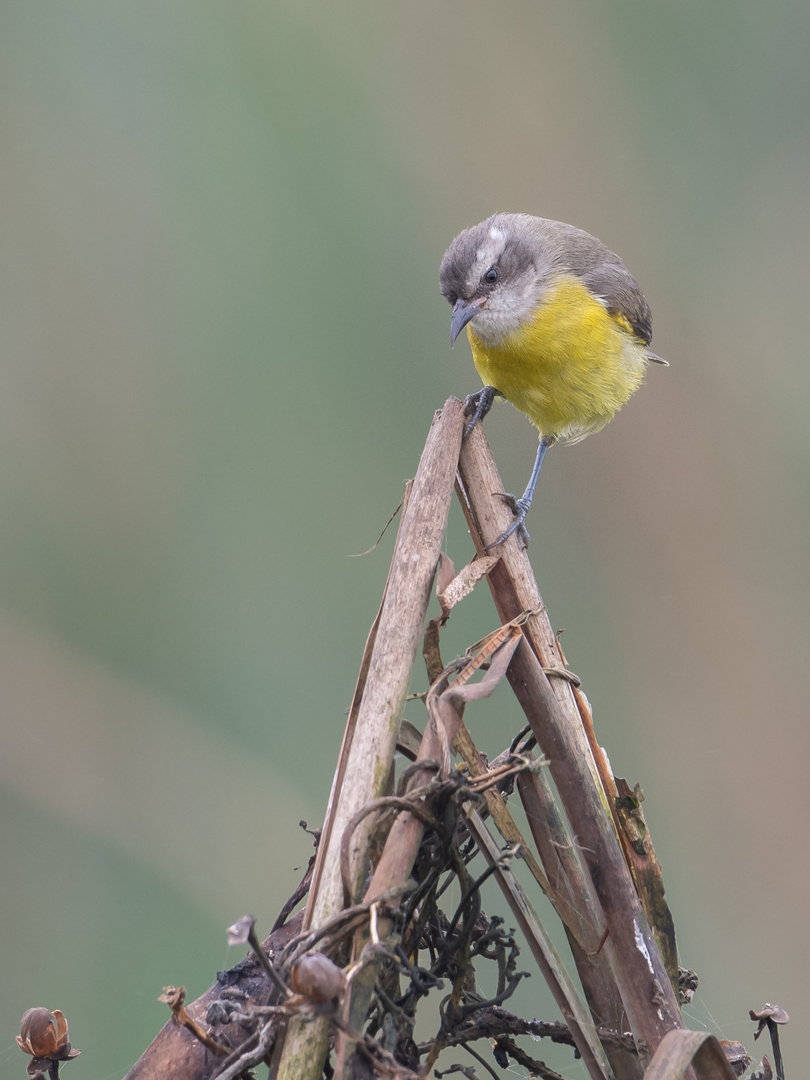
[468,275,648,442]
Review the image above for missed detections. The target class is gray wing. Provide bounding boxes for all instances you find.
[522,218,654,346]
[580,262,653,346]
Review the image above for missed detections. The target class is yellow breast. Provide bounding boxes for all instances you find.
[468,275,648,442]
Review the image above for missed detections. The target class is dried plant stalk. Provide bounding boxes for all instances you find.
[275,398,465,1080]
[461,807,612,1080]
[115,396,700,1080]
[456,421,684,1064]
[517,765,642,1080]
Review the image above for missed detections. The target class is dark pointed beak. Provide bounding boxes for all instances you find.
[450,297,487,346]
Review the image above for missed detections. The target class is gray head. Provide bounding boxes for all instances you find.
[439,214,558,347]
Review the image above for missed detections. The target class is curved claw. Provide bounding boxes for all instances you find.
[484,493,531,550]
[463,386,497,437]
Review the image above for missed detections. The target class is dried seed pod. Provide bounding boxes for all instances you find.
[17,1008,81,1062]
[749,1003,789,1035]
[289,953,346,1004]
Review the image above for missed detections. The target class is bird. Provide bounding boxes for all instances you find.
[439,213,666,546]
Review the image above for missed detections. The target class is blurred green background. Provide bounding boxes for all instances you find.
[2,1,808,1075]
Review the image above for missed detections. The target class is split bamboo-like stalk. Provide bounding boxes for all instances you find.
[456,421,685,1062]
[274,398,465,1080]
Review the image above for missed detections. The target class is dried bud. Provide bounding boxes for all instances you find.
[226,915,257,947]
[158,985,187,1014]
[158,985,229,1058]
[750,1003,789,1039]
[17,1008,81,1063]
[290,953,346,1004]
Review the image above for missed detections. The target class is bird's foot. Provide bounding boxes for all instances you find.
[485,493,531,550]
[463,386,497,436]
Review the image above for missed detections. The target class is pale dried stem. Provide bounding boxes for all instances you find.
[276,397,465,1080]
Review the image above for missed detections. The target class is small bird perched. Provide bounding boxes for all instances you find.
[439,213,666,545]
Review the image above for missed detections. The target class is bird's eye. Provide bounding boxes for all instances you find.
[483,267,499,285]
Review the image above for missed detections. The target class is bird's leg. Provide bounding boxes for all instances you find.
[463,385,498,436]
[486,434,556,549]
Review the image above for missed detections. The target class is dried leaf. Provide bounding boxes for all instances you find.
[437,553,499,619]
[614,776,678,988]
[719,1040,752,1077]
[396,719,423,761]
[427,630,522,775]
[423,618,445,684]
[435,551,456,596]
[750,1056,774,1080]
[643,1029,740,1080]
[445,627,521,706]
